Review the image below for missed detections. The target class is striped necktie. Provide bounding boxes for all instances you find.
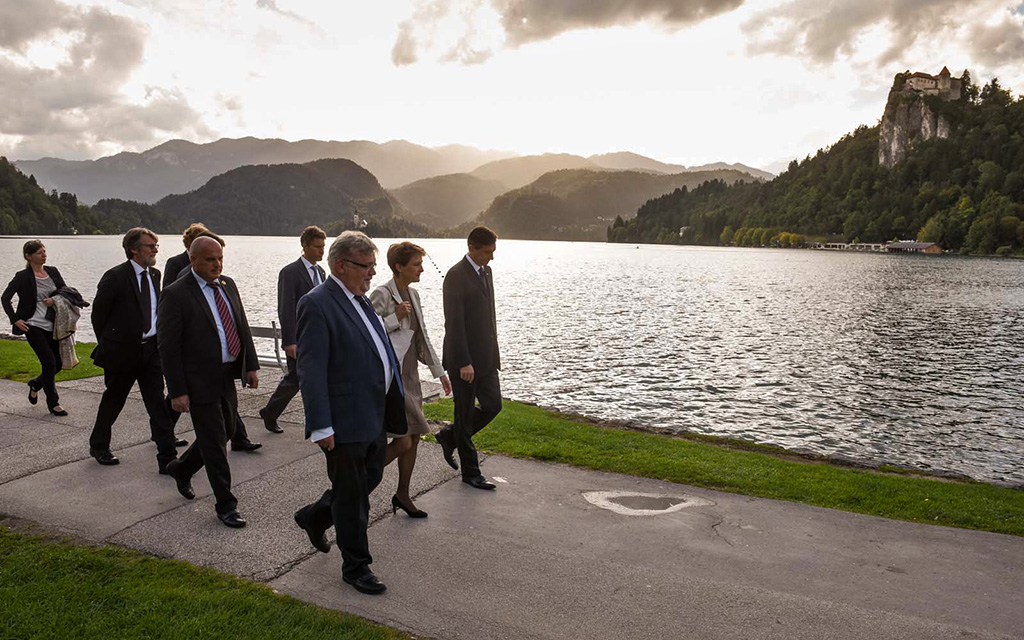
[210,281,241,359]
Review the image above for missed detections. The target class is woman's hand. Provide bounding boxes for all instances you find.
[14,319,29,332]
[395,301,411,320]
[42,297,54,307]
[440,374,452,396]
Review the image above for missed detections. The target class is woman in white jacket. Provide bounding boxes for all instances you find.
[370,242,451,518]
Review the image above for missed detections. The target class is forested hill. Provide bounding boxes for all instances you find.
[0,157,112,235]
[610,78,1024,254]
[155,158,428,237]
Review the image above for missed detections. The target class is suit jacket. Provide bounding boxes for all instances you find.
[369,278,444,378]
[278,257,326,347]
[296,277,407,443]
[442,257,499,376]
[163,251,190,288]
[2,266,67,336]
[90,260,161,372]
[157,271,259,405]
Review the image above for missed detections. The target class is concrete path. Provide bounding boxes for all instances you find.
[1,374,1022,639]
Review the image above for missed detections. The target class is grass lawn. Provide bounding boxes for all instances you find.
[0,339,102,382]
[0,529,408,640]
[424,399,1024,537]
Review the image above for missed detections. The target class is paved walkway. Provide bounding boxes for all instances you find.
[0,373,1022,639]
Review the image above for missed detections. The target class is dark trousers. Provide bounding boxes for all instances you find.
[89,341,177,466]
[25,326,61,409]
[297,432,387,580]
[441,369,502,479]
[175,367,239,515]
[261,356,298,421]
[168,391,251,445]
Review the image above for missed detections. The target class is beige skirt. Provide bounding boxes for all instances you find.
[388,340,430,437]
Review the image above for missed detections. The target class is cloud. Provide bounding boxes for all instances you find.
[392,0,744,65]
[0,0,213,160]
[255,0,320,30]
[741,0,1018,66]
[967,11,1024,67]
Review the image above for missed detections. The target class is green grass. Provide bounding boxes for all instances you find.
[424,399,1024,537]
[0,529,409,640]
[0,339,102,382]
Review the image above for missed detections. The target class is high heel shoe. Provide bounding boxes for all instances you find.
[49,405,68,417]
[27,383,39,405]
[391,495,427,518]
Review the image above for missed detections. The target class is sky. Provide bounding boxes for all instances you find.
[2,0,1023,173]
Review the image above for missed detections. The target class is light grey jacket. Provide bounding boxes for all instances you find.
[369,278,444,379]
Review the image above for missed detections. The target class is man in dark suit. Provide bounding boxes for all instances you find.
[292,231,407,595]
[258,225,327,434]
[160,236,260,528]
[88,228,178,471]
[164,229,262,452]
[436,226,502,490]
[162,223,210,289]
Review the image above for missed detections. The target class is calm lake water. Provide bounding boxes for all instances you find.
[2,236,1022,485]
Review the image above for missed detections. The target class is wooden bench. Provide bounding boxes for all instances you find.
[249,321,287,372]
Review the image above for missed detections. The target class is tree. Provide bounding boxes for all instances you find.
[720,225,735,245]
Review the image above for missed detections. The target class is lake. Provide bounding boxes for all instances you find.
[2,235,1022,485]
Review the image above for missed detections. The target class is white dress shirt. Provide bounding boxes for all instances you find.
[191,269,237,364]
[310,275,394,443]
[131,259,158,339]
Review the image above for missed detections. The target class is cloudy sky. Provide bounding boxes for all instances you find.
[2,0,1023,172]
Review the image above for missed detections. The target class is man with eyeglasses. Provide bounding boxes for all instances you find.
[88,228,178,473]
[293,230,407,595]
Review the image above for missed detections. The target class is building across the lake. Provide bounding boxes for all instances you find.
[885,240,942,254]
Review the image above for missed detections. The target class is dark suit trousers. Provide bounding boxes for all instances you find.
[261,356,298,421]
[297,432,387,580]
[175,367,239,514]
[168,390,251,444]
[443,370,502,479]
[89,341,176,466]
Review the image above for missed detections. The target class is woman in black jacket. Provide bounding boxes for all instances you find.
[2,240,69,415]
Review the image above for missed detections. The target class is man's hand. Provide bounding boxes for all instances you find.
[171,394,190,413]
[14,319,29,332]
[284,344,297,359]
[460,364,475,383]
[245,371,259,389]
[395,301,411,320]
[440,374,452,396]
[316,434,335,451]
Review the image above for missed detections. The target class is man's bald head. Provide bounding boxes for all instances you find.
[190,236,224,283]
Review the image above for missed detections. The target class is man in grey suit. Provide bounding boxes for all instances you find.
[259,226,327,433]
[292,231,407,595]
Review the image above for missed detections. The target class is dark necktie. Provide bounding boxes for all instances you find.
[479,266,490,297]
[355,295,403,395]
[139,270,152,334]
[210,281,241,359]
[312,266,321,286]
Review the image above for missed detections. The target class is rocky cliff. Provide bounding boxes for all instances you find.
[878,75,952,168]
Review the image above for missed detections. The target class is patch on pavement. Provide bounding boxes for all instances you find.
[582,490,714,516]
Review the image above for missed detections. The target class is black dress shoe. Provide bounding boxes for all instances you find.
[343,572,387,595]
[165,460,195,500]
[27,382,39,405]
[174,438,188,447]
[49,406,69,417]
[91,450,120,466]
[218,511,247,528]
[462,475,496,490]
[294,510,330,553]
[259,408,284,433]
[230,439,263,452]
[435,430,458,470]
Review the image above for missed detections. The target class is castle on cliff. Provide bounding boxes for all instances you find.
[904,67,962,101]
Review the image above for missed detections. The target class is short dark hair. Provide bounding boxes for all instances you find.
[386,242,426,275]
[123,227,158,259]
[300,225,327,247]
[467,226,497,248]
[181,223,209,249]
[22,239,44,267]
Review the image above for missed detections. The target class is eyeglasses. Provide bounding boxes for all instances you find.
[344,258,376,270]
[141,243,159,249]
